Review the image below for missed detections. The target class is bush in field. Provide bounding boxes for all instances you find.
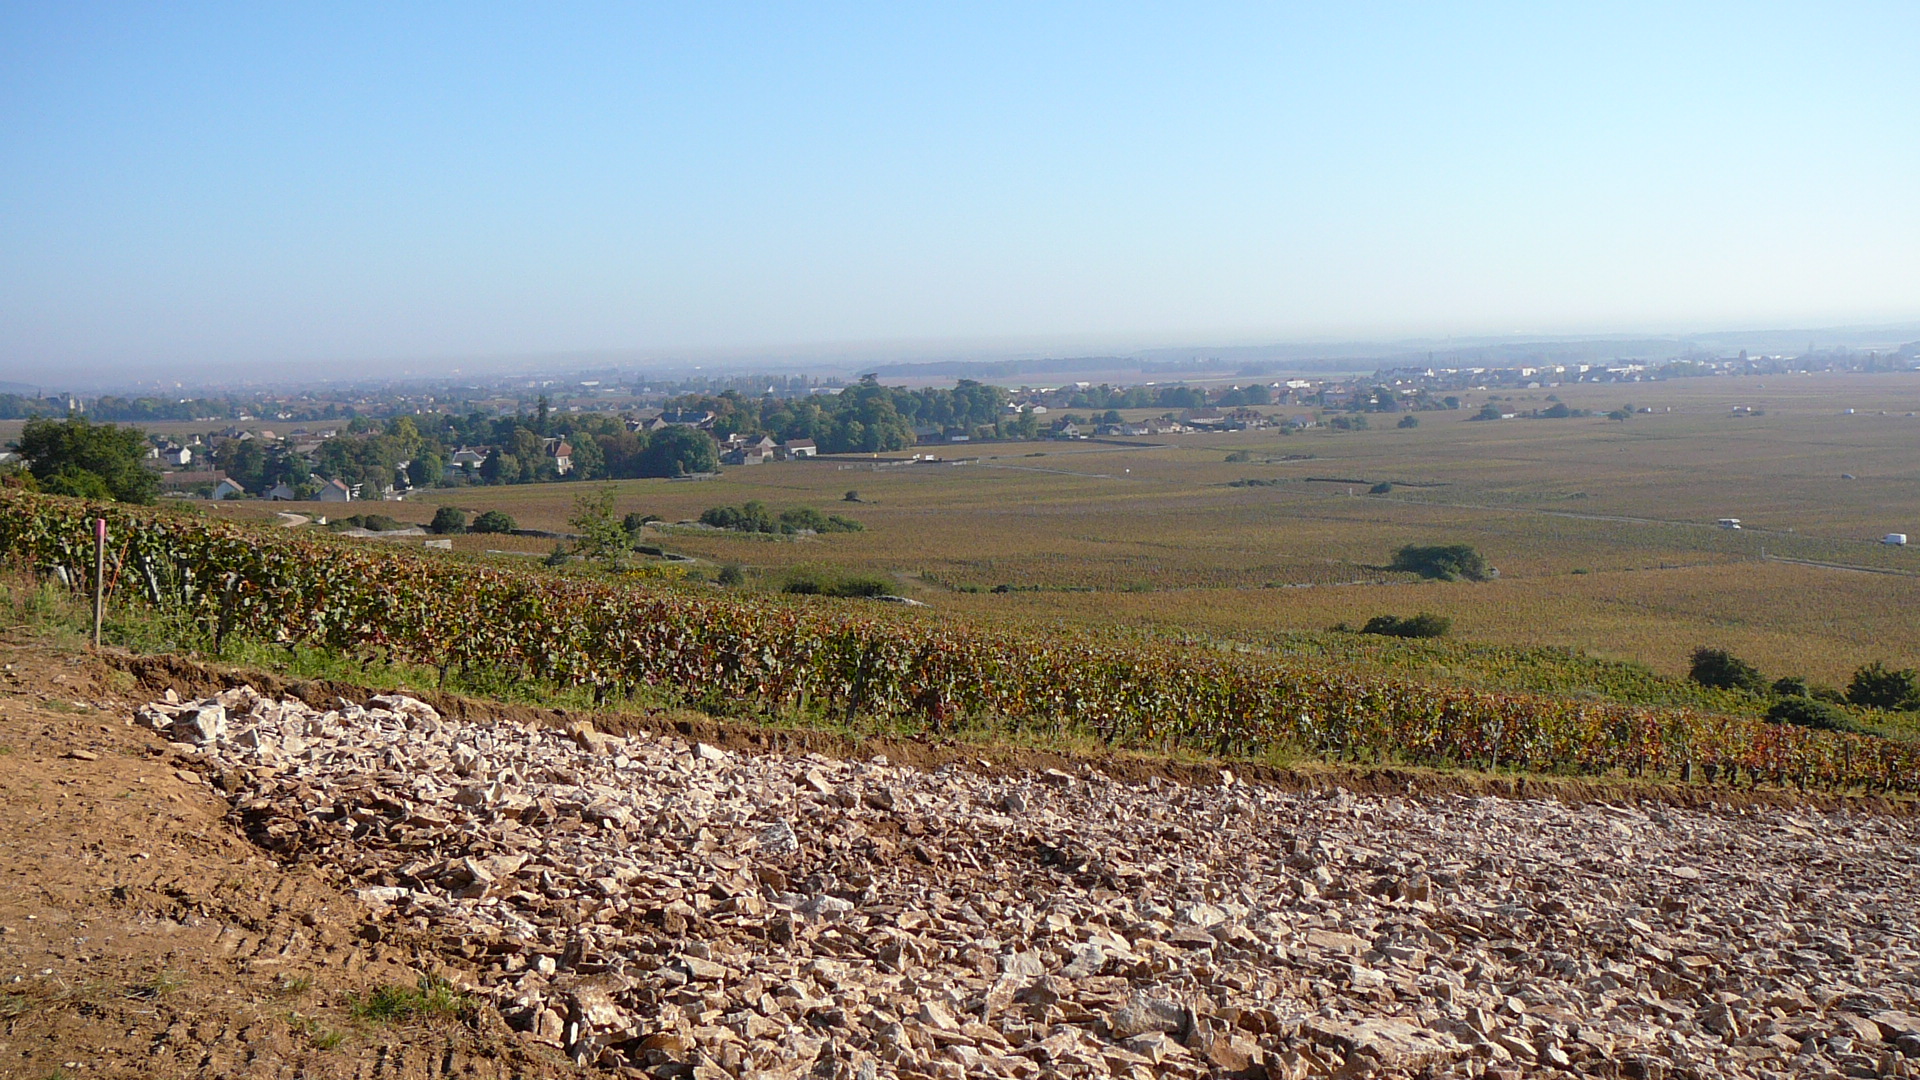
[567,487,630,570]
[780,566,890,597]
[703,502,863,534]
[470,510,516,534]
[329,513,406,533]
[1689,647,1765,693]
[1770,675,1809,697]
[1846,661,1920,710]
[715,563,744,586]
[428,507,467,535]
[701,501,777,533]
[1361,613,1451,639]
[1766,696,1857,733]
[1389,544,1492,582]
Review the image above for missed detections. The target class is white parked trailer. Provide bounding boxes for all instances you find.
[1886,533,1908,546]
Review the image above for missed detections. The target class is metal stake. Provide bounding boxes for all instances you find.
[93,517,106,649]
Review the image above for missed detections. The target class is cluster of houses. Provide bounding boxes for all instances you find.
[716,434,816,466]
[1042,410,1318,440]
[617,410,824,463]
[125,386,1368,502]
[142,427,365,503]
[446,437,574,476]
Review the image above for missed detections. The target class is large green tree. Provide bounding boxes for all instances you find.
[16,415,159,503]
[641,425,720,477]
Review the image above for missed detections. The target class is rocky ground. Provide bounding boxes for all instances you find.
[115,684,1920,1080]
[0,645,577,1080]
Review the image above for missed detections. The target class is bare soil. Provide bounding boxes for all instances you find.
[0,636,583,1080]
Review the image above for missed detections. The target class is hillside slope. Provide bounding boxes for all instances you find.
[5,635,1916,1079]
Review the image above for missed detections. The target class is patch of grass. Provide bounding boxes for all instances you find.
[348,975,474,1024]
[287,1011,345,1049]
[277,973,315,996]
[129,969,187,1000]
[0,992,29,1019]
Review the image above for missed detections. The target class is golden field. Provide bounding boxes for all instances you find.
[207,372,1920,686]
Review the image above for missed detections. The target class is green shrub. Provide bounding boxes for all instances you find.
[1360,613,1451,639]
[701,501,776,532]
[779,506,830,532]
[1771,675,1809,697]
[328,513,406,533]
[781,566,891,598]
[1368,482,1393,495]
[703,502,862,534]
[1688,647,1765,693]
[1847,661,1920,710]
[715,564,744,586]
[1766,696,1857,733]
[470,510,516,534]
[1389,544,1492,582]
[428,507,467,535]
[1396,415,1419,429]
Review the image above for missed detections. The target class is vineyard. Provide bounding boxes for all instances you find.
[3,489,1916,793]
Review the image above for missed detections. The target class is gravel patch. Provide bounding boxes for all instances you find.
[143,687,1920,1079]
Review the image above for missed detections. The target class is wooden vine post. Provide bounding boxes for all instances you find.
[92,517,106,649]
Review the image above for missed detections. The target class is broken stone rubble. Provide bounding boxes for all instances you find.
[137,688,1920,1079]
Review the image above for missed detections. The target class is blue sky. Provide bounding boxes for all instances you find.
[2,3,1916,375]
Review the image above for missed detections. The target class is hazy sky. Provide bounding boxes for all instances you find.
[3,3,1917,376]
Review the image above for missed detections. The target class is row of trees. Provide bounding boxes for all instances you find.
[661,377,1010,454]
[0,394,239,422]
[209,410,722,493]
